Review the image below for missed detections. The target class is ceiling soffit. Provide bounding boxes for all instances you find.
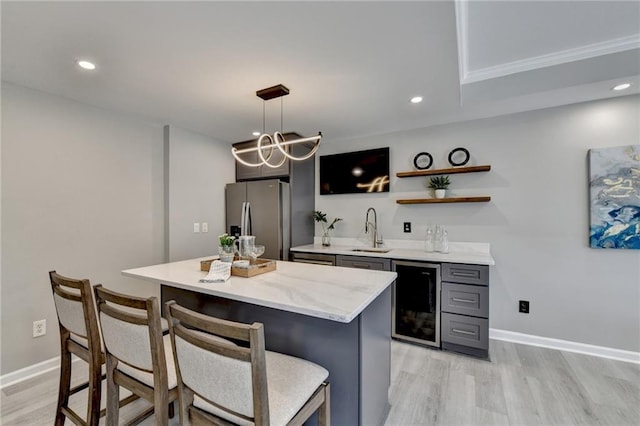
[455,0,640,104]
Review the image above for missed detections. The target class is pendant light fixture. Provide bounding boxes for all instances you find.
[232,84,322,168]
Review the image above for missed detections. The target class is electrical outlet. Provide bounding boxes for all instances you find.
[201,222,208,233]
[403,222,411,233]
[193,222,200,233]
[33,319,46,337]
[519,300,530,314]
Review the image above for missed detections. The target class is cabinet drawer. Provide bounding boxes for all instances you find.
[441,313,488,350]
[442,282,489,318]
[291,252,336,266]
[442,263,489,286]
[336,255,391,271]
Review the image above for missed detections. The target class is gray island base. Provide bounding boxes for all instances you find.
[123,258,396,426]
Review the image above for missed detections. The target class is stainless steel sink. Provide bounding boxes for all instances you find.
[351,248,392,253]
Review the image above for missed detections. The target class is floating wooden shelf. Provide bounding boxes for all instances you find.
[397,196,491,205]
[396,165,491,178]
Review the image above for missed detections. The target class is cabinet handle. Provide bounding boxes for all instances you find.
[451,271,478,278]
[452,328,476,336]
[351,262,371,269]
[452,297,475,303]
[297,260,334,266]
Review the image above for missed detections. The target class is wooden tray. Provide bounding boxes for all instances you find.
[232,258,276,278]
[200,258,219,272]
[200,258,276,278]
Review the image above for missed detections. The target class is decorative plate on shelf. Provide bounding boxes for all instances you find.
[413,152,433,170]
[448,147,470,166]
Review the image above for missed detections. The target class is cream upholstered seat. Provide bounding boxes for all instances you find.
[94,285,178,426]
[48,271,139,426]
[165,301,331,426]
[193,351,329,426]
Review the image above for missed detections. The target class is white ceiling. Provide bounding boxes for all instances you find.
[2,1,639,145]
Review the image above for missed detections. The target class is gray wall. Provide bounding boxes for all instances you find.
[165,125,235,261]
[1,83,165,373]
[0,84,232,374]
[316,95,640,352]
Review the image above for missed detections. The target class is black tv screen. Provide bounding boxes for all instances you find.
[320,147,390,195]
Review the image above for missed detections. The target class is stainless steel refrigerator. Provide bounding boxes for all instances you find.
[225,180,291,260]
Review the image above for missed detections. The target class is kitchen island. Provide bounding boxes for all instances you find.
[123,257,397,426]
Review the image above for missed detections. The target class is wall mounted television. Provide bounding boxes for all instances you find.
[319,147,390,195]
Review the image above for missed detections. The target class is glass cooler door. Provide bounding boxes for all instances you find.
[392,261,441,347]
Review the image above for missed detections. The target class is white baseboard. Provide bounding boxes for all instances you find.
[0,356,61,389]
[490,328,640,364]
[0,355,81,390]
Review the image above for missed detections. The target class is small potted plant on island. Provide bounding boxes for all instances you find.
[313,210,343,247]
[428,175,451,199]
[218,233,236,263]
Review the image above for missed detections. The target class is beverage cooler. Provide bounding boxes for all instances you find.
[392,260,441,347]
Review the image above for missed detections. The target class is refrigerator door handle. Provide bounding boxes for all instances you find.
[240,202,247,236]
[240,202,244,235]
[246,202,252,236]
[240,201,252,236]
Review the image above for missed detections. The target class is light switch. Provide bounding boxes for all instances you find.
[202,222,208,233]
[193,222,200,233]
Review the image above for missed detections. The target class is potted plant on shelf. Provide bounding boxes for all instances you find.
[313,210,343,247]
[218,233,236,263]
[428,175,451,199]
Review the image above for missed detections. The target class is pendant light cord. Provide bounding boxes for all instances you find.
[261,96,284,134]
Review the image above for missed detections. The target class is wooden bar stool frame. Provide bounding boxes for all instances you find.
[49,270,138,426]
[94,284,177,426]
[165,301,330,426]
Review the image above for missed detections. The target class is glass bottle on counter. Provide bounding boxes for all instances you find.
[440,229,449,253]
[434,225,443,252]
[424,227,434,252]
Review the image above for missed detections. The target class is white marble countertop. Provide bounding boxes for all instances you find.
[291,238,495,266]
[123,257,397,323]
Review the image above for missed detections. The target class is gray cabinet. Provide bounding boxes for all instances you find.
[233,139,289,181]
[441,282,489,318]
[291,252,336,266]
[336,255,391,271]
[233,132,313,182]
[441,263,490,359]
[442,263,489,285]
[441,313,488,351]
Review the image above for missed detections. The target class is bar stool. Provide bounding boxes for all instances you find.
[49,271,138,426]
[93,284,178,426]
[165,301,331,426]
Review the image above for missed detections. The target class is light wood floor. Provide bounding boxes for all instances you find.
[1,340,638,425]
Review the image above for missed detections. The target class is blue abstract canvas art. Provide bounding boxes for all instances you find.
[589,144,640,249]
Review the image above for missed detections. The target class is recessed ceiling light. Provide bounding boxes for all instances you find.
[252,131,261,136]
[612,83,631,91]
[76,60,96,70]
[410,96,423,104]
